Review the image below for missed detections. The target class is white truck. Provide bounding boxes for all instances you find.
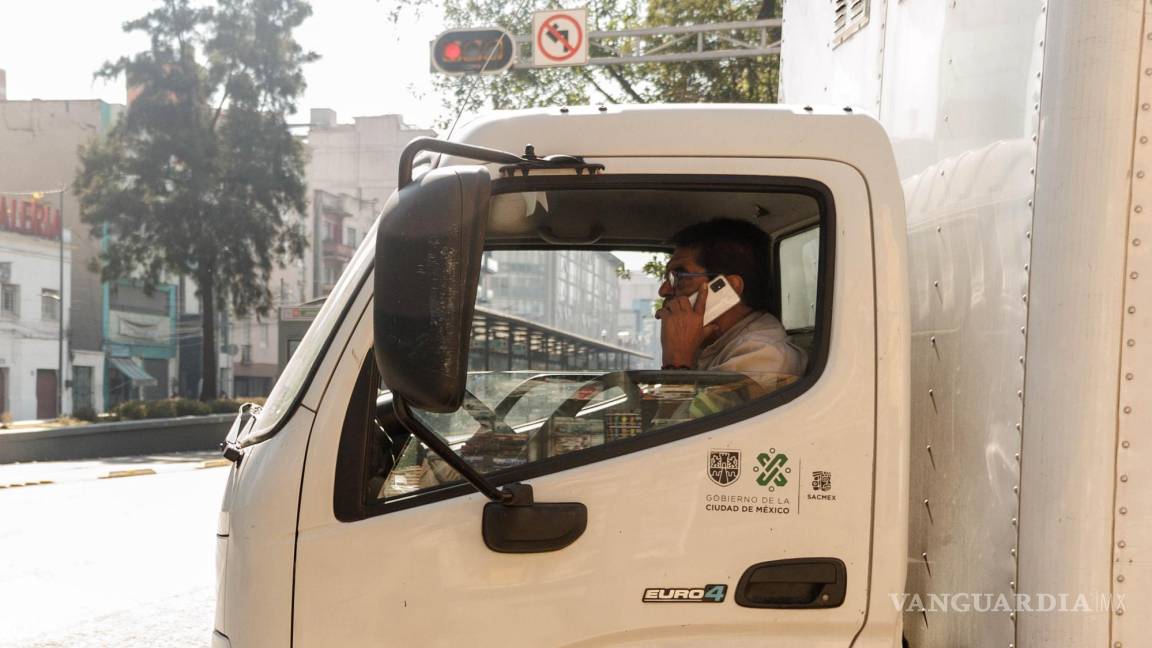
[211,1,1148,646]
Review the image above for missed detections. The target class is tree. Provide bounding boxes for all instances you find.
[391,0,779,128]
[74,0,315,400]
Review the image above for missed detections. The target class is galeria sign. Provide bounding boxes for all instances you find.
[0,196,61,240]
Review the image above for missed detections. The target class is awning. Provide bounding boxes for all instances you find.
[110,357,158,386]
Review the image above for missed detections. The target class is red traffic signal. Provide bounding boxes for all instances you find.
[431,29,515,75]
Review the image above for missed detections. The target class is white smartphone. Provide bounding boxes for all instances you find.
[689,275,742,326]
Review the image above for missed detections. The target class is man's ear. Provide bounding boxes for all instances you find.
[726,274,745,295]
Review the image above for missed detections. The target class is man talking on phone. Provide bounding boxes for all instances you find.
[655,218,806,391]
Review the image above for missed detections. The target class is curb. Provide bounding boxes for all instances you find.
[100,468,158,479]
[0,480,54,489]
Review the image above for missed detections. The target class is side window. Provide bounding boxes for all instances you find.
[778,227,820,331]
[344,182,832,512]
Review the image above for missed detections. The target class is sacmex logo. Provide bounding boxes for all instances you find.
[754,449,790,490]
[642,584,727,603]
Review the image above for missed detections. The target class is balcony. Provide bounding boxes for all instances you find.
[321,238,355,262]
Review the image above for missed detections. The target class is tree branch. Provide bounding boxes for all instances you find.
[578,68,623,103]
[603,65,646,103]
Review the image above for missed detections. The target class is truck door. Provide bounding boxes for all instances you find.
[292,157,881,646]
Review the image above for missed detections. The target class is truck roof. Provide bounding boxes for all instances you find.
[448,104,897,177]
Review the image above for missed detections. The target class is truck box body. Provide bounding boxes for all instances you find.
[782,0,1150,645]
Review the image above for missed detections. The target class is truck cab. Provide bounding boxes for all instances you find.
[212,104,909,647]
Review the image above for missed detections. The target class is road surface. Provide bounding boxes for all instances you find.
[0,454,229,647]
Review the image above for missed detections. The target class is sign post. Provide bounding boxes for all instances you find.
[532,8,589,68]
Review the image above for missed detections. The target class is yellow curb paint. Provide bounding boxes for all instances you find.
[200,459,232,469]
[100,468,157,479]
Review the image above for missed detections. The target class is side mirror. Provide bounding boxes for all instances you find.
[374,165,490,412]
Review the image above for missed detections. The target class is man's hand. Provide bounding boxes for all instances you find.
[656,283,720,368]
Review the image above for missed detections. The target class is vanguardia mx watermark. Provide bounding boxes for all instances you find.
[890,592,1126,613]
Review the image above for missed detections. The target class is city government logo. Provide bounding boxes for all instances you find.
[708,449,741,486]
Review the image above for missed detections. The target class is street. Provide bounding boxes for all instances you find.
[0,455,228,647]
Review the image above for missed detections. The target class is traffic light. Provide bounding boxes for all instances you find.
[431,29,516,75]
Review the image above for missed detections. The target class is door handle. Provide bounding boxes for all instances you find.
[735,558,847,608]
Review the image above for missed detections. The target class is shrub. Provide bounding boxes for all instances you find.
[145,399,177,419]
[72,406,100,422]
[208,399,243,414]
[115,400,148,420]
[173,398,212,417]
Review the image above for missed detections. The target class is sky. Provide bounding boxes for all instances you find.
[0,0,448,128]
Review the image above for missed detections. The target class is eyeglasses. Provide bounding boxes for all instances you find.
[662,270,716,289]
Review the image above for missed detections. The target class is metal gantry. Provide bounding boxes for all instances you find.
[510,18,782,69]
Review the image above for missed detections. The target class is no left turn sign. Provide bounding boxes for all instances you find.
[533,8,589,67]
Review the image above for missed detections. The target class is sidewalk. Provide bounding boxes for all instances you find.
[0,451,231,489]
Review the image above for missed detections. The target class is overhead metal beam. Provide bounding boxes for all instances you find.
[509,18,781,69]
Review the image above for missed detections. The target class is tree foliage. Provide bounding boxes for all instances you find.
[392,0,778,128]
[74,0,316,400]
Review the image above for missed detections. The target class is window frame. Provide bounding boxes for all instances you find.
[334,173,838,520]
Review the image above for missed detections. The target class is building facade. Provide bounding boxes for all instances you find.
[0,92,128,418]
[0,199,73,419]
[232,110,435,394]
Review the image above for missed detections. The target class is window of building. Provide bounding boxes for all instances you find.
[1,284,19,317]
[346,226,357,248]
[336,178,833,516]
[241,344,253,365]
[41,288,60,321]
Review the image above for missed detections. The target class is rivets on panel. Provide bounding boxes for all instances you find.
[1131,272,1140,280]
[1139,171,1146,179]
[1017,390,1023,399]
[1146,68,1152,76]
[1118,575,1126,583]
[1130,306,1138,314]
[1120,507,1128,515]
[1143,136,1149,144]
[1124,405,1133,414]
[1010,580,1016,590]
[1027,199,1034,207]
[1021,326,1027,334]
[1119,540,1127,548]
[1022,294,1028,303]
[1015,423,1022,431]
[1019,356,1025,364]
[1128,339,1137,347]
[1026,230,1032,238]
[1116,642,1124,648]
[1024,263,1030,271]
[936,226,942,233]
[1136,205,1144,213]
[1029,168,1035,175]
[1123,440,1131,448]
[1014,453,1021,461]
[1135,239,1143,246]
[1144,103,1150,111]
[1126,372,1135,380]
[1011,518,1018,526]
[1118,608,1125,616]
[1013,485,1019,494]
[1010,612,1017,621]
[1120,474,1129,483]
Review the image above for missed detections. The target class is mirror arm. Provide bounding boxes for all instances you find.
[391,395,513,503]
[398,137,523,188]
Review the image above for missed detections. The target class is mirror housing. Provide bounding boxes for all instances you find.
[374,165,490,412]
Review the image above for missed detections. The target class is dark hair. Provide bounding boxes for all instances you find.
[671,218,773,312]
